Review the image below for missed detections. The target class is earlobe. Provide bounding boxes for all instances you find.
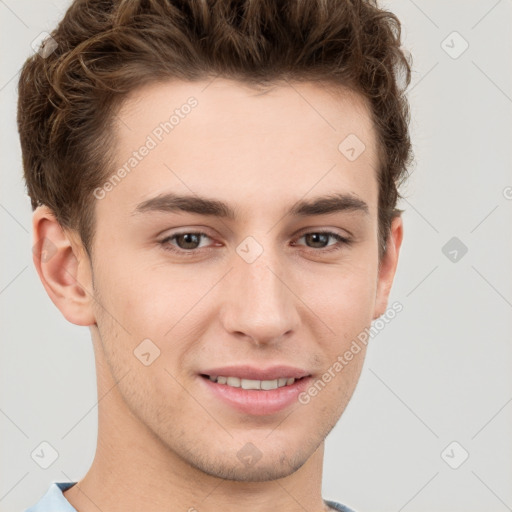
[373,215,404,320]
[32,206,96,326]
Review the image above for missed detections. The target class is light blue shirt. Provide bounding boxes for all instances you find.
[24,482,356,512]
[24,482,77,512]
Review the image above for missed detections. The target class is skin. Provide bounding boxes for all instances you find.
[33,78,403,512]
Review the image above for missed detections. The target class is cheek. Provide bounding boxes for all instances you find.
[300,258,378,333]
[97,260,187,337]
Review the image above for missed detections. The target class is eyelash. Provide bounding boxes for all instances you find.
[159,230,351,256]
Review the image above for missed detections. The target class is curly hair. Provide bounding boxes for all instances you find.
[17,0,413,260]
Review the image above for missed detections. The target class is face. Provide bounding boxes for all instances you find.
[82,78,400,481]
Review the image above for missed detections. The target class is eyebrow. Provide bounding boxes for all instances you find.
[132,192,369,219]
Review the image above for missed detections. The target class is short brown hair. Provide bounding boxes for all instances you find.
[17,0,413,260]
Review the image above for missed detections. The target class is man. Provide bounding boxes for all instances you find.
[18,0,412,511]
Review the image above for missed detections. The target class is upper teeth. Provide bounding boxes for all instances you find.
[209,376,296,389]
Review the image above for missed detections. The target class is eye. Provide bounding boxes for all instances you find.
[292,231,351,252]
[160,231,215,253]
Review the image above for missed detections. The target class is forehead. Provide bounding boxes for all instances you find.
[102,78,379,220]
[117,78,376,151]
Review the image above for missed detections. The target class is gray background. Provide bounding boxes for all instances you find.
[1,1,511,511]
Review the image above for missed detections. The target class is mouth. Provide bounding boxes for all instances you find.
[198,366,313,415]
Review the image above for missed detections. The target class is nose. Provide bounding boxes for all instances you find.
[219,248,301,347]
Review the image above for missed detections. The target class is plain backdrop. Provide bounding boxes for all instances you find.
[1,1,511,511]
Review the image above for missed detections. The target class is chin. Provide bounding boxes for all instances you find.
[189,450,309,482]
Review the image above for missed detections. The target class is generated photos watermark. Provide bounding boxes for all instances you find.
[298,301,403,405]
[93,96,198,200]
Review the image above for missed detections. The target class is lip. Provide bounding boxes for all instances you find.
[198,366,312,416]
[200,365,310,381]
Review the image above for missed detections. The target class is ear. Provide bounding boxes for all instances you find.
[32,206,96,326]
[373,215,403,319]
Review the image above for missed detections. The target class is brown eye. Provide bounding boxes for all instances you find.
[294,231,350,252]
[174,233,202,250]
[304,233,331,248]
[161,232,212,253]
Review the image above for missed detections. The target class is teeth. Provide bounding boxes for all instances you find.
[226,376,240,387]
[208,375,297,389]
[260,380,278,390]
[241,378,261,390]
